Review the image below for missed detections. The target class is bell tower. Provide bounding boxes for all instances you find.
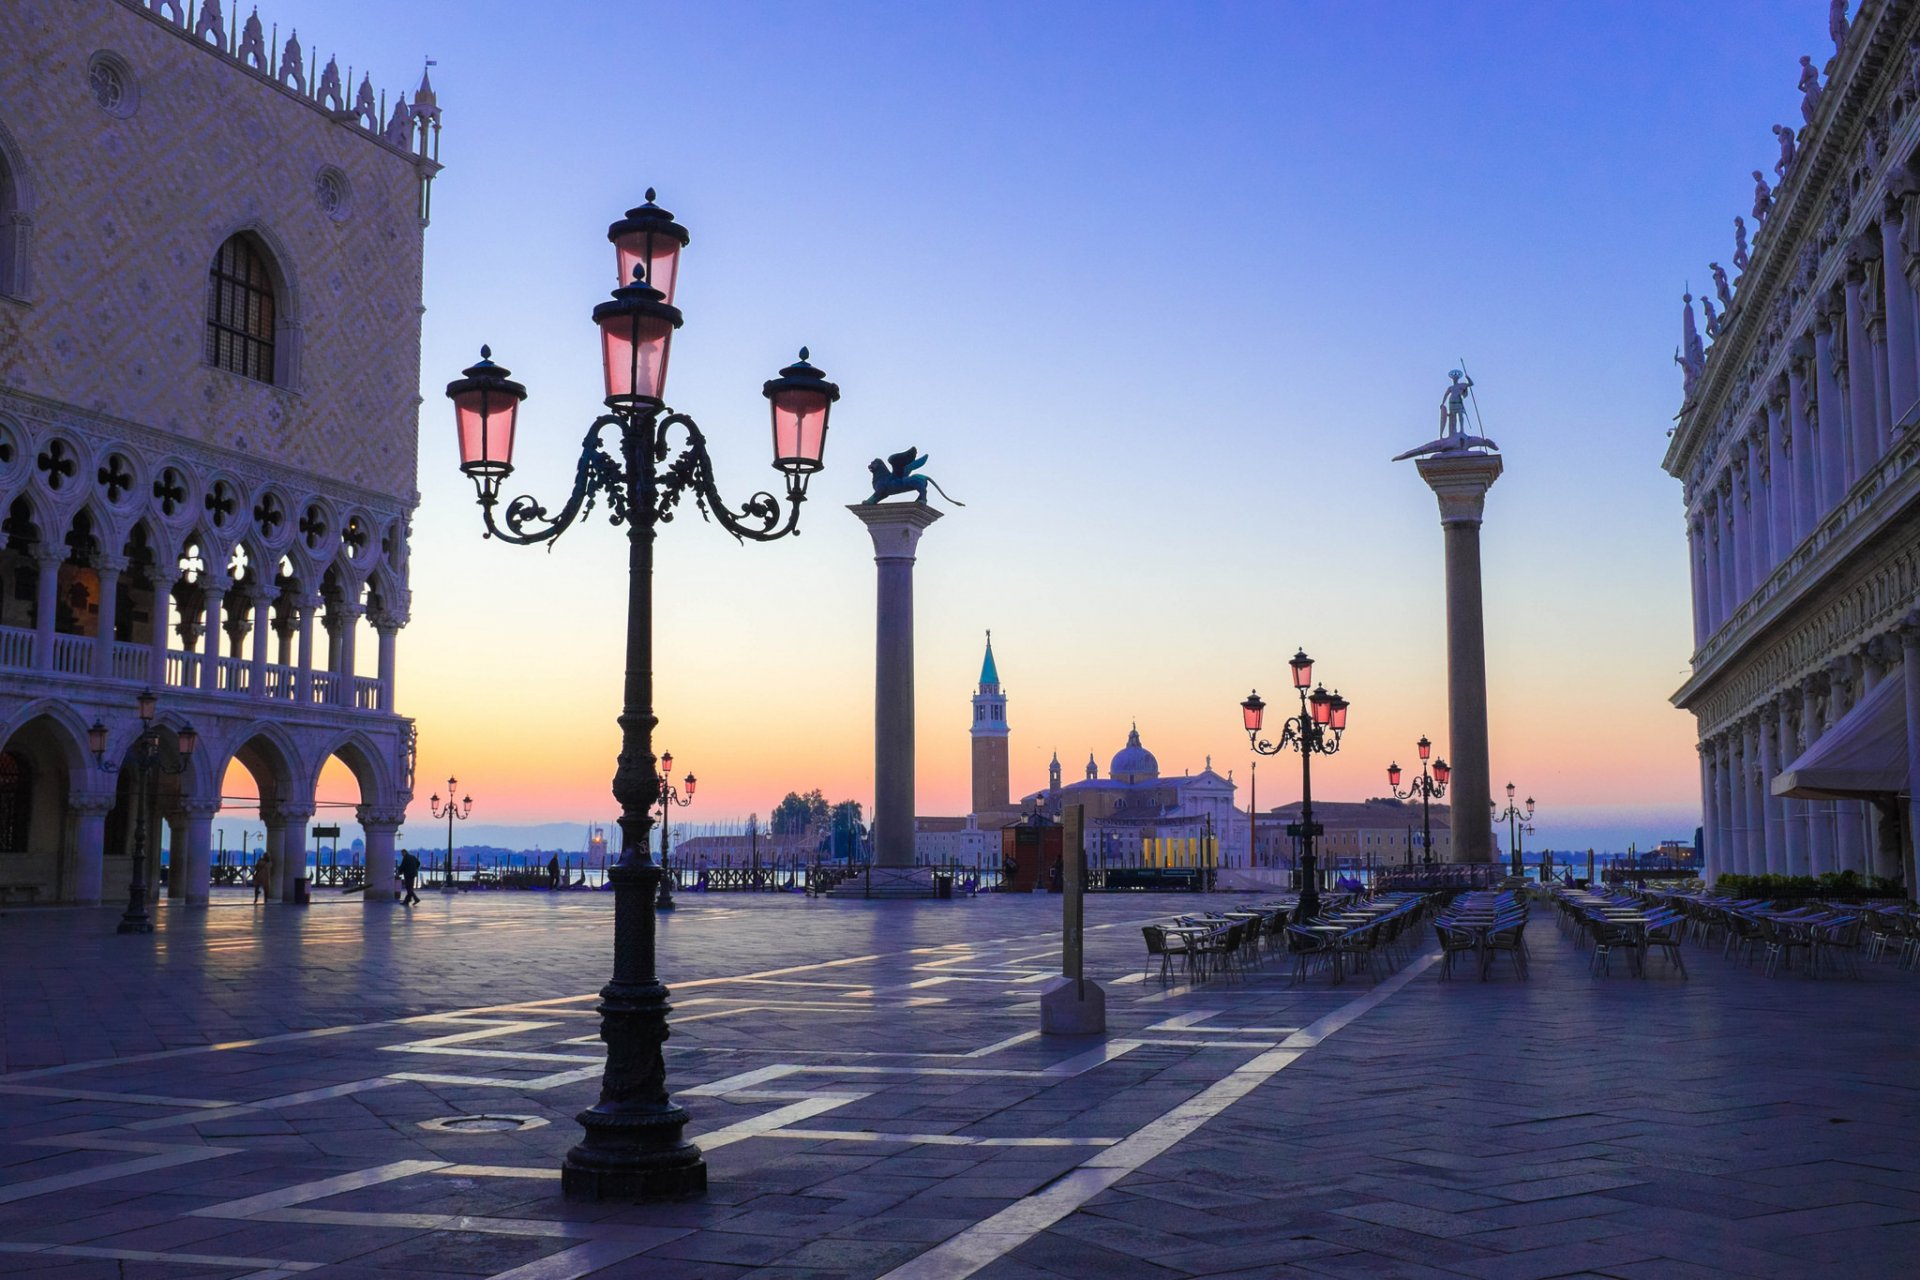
[970,631,1010,815]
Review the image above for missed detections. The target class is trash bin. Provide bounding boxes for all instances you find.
[294,877,311,905]
[934,872,954,900]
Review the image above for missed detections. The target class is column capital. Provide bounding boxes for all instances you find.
[94,553,129,575]
[31,543,66,567]
[69,792,117,816]
[179,797,222,818]
[848,501,944,561]
[357,804,407,828]
[1414,451,1504,526]
[263,804,316,826]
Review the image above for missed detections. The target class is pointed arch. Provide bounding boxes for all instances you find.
[203,221,300,388]
[311,727,396,807]
[0,696,96,783]
[0,113,35,299]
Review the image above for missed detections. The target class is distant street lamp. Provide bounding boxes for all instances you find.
[1387,736,1450,870]
[88,691,198,934]
[430,777,472,888]
[1493,782,1534,877]
[446,192,834,1202]
[654,750,695,911]
[1240,648,1350,920]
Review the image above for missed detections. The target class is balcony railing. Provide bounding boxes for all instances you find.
[0,623,390,713]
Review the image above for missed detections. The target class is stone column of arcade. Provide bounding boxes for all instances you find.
[849,502,942,868]
[1415,451,1503,863]
[181,798,218,903]
[360,804,403,904]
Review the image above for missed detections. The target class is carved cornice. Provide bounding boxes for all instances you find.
[1666,0,1920,483]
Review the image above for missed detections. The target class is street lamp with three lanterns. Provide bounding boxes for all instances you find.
[429,777,471,888]
[1386,735,1449,870]
[1493,782,1534,878]
[446,190,838,1202]
[1239,648,1349,921]
[653,751,695,911]
[88,690,198,935]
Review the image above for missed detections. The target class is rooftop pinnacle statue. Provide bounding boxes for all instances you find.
[1773,124,1797,179]
[1752,170,1774,224]
[1391,370,1500,461]
[1832,0,1850,53]
[1711,262,1733,310]
[864,447,966,506]
[1800,55,1824,122]
[1734,216,1751,272]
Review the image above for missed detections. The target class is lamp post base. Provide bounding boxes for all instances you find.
[116,913,154,934]
[561,1141,707,1202]
[561,860,706,1202]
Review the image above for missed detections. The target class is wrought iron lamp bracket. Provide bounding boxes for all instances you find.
[653,411,800,543]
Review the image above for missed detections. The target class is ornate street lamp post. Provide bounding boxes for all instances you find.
[446,191,836,1202]
[88,691,198,934]
[1240,648,1349,921]
[653,751,695,911]
[429,777,471,888]
[1386,736,1449,870]
[1493,782,1534,878]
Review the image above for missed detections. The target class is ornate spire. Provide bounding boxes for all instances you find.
[978,629,1000,690]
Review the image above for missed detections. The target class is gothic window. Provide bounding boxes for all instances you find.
[205,235,277,383]
[0,751,30,852]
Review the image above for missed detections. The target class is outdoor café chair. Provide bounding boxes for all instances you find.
[1284,924,1333,984]
[1141,925,1190,982]
[1434,922,1480,980]
[1481,919,1529,980]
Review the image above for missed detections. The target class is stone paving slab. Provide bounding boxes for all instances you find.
[1,891,1918,1277]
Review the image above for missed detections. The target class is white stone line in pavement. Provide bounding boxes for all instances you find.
[121,1078,401,1131]
[696,1094,869,1151]
[0,1241,322,1272]
[877,952,1440,1280]
[438,1165,564,1180]
[0,1084,235,1108]
[189,1159,449,1217]
[0,1023,372,1081]
[0,1142,238,1205]
[1144,1011,1302,1035]
[385,1065,603,1090]
[479,1238,654,1280]
[768,1129,1118,1148]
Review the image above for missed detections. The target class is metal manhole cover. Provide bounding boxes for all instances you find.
[417,1114,549,1134]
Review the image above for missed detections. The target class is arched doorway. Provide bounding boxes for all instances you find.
[213,729,299,902]
[0,712,81,902]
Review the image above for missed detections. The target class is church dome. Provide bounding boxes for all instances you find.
[1110,725,1159,783]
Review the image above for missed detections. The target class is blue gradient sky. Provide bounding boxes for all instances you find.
[219,1,1831,853]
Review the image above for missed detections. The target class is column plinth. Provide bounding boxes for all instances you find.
[849,503,942,869]
[1415,451,1503,865]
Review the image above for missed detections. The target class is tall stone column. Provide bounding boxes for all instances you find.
[68,793,112,904]
[1846,266,1875,485]
[31,545,62,671]
[199,580,228,691]
[360,805,403,904]
[1881,205,1918,427]
[1686,517,1707,649]
[1814,305,1847,511]
[1729,462,1751,603]
[180,799,217,905]
[1901,622,1920,893]
[1699,739,1719,881]
[1776,698,1809,876]
[1802,678,1836,876]
[849,503,943,867]
[1788,354,1818,542]
[1718,487,1737,623]
[148,570,178,688]
[1736,719,1759,874]
[1415,452,1502,863]
[94,555,124,678]
[1762,398,1788,569]
[1757,712,1783,874]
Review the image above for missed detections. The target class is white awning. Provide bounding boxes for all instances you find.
[1773,674,1907,800]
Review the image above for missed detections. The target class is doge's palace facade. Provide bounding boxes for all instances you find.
[0,0,441,906]
[1667,0,1920,891]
